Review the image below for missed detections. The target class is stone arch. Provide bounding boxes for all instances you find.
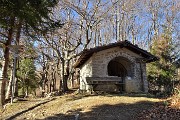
[107,55,135,92]
[108,60,127,77]
[104,51,135,77]
[105,51,135,63]
[107,56,133,77]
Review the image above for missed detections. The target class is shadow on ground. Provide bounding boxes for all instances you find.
[66,92,157,102]
[103,92,157,98]
[5,98,56,120]
[44,100,161,120]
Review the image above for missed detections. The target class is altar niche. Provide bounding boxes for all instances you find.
[107,56,132,92]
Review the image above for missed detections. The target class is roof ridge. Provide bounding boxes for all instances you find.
[74,40,158,68]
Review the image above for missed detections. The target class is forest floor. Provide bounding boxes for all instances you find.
[1,91,180,120]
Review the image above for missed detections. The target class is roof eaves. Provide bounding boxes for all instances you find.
[74,40,159,68]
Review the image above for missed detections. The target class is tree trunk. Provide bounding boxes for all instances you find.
[61,60,65,92]
[25,86,28,97]
[0,17,15,108]
[41,74,46,97]
[14,20,22,97]
[46,83,49,93]
[52,70,56,91]
[71,73,74,88]
[5,69,13,100]
[22,74,26,97]
[61,60,69,92]
[22,83,25,97]
[0,54,9,106]
[63,75,69,91]
[57,60,63,92]
[14,77,18,97]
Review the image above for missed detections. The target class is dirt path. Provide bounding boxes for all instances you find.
[1,94,161,120]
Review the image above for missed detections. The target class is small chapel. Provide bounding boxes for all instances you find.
[74,40,158,93]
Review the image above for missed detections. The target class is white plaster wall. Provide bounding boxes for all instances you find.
[79,57,92,91]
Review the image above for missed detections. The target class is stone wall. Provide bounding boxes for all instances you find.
[142,63,148,92]
[91,47,136,77]
[79,47,148,93]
